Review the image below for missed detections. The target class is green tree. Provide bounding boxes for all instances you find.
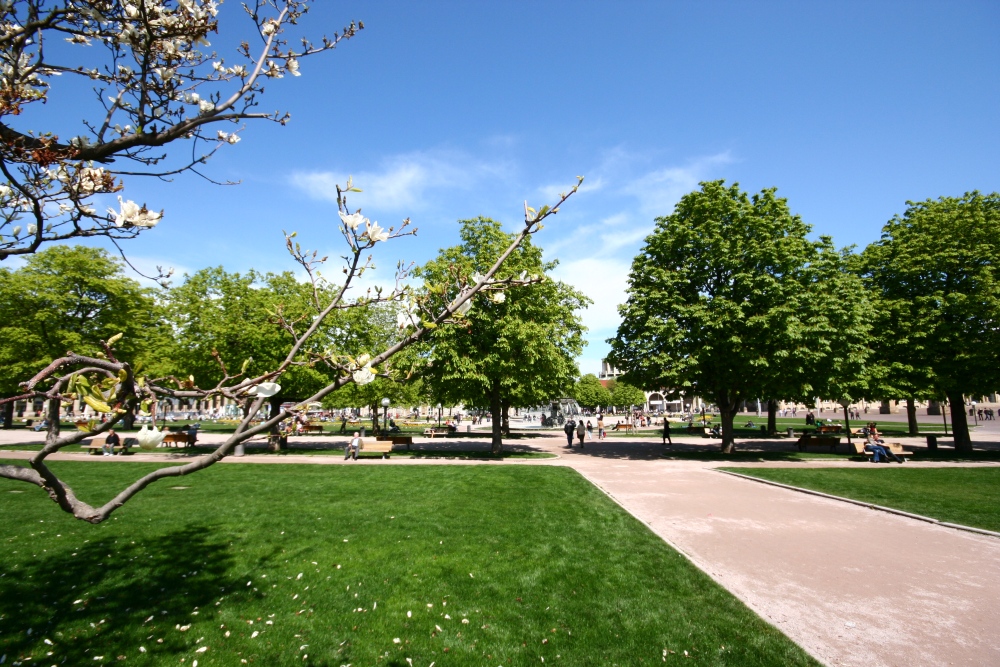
[859,192,1000,452]
[609,181,867,452]
[321,304,430,433]
[0,245,162,428]
[610,381,646,411]
[573,374,612,410]
[417,217,589,453]
[166,267,337,448]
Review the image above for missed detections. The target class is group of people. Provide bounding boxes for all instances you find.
[563,415,609,447]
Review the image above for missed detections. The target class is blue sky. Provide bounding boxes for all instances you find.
[32,1,1000,375]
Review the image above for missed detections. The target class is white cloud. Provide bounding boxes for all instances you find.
[290,150,514,213]
[623,152,733,216]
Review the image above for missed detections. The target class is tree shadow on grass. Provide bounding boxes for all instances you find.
[0,525,254,665]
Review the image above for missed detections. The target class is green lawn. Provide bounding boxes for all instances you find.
[0,461,816,666]
[722,467,1000,532]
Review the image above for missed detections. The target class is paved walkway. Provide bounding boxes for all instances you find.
[3,429,1000,666]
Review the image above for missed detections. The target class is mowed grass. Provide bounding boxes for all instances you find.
[0,461,817,666]
[723,467,1000,532]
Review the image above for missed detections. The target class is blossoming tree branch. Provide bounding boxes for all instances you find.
[0,0,358,269]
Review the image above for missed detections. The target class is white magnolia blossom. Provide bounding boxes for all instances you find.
[75,167,110,195]
[248,382,281,397]
[339,211,365,231]
[198,98,215,113]
[136,425,166,450]
[365,219,389,243]
[491,292,506,304]
[262,19,279,36]
[453,296,473,316]
[109,196,162,228]
[216,131,241,144]
[27,224,37,235]
[353,364,375,386]
[286,58,300,76]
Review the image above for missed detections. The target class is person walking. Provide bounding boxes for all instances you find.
[597,413,605,440]
[662,419,672,446]
[563,418,576,448]
[576,419,586,448]
[585,420,594,441]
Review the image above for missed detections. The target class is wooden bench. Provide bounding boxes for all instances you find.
[358,439,393,459]
[686,424,709,436]
[300,423,324,434]
[796,433,841,451]
[851,441,913,459]
[162,431,196,447]
[612,423,636,434]
[81,437,138,455]
[815,425,843,434]
[423,428,450,438]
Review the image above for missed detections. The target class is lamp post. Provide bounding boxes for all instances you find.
[436,403,442,428]
[972,401,978,426]
[381,397,391,434]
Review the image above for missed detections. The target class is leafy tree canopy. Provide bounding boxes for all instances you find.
[417,217,589,451]
[573,373,611,409]
[0,245,162,398]
[859,191,1000,450]
[609,180,869,450]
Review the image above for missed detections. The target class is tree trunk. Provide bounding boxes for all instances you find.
[2,400,13,429]
[718,392,738,453]
[268,395,284,452]
[766,399,777,435]
[489,378,503,454]
[371,403,380,435]
[501,401,510,437]
[947,391,972,452]
[906,398,918,436]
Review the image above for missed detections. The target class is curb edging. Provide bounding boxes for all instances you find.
[716,469,1000,539]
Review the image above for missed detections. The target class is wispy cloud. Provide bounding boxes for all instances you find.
[290,149,515,213]
[623,152,734,216]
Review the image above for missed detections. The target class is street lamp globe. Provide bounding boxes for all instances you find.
[381,397,391,408]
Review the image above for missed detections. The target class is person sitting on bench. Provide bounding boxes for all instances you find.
[388,419,401,434]
[344,432,361,461]
[102,428,122,456]
[864,426,901,463]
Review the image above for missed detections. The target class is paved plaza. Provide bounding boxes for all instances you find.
[3,421,999,667]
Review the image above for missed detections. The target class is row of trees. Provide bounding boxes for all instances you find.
[571,373,646,411]
[0,216,589,453]
[608,181,1000,452]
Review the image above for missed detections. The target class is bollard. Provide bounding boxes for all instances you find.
[466,425,471,433]
[360,426,366,437]
[234,443,245,457]
[926,434,937,451]
[787,427,795,438]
